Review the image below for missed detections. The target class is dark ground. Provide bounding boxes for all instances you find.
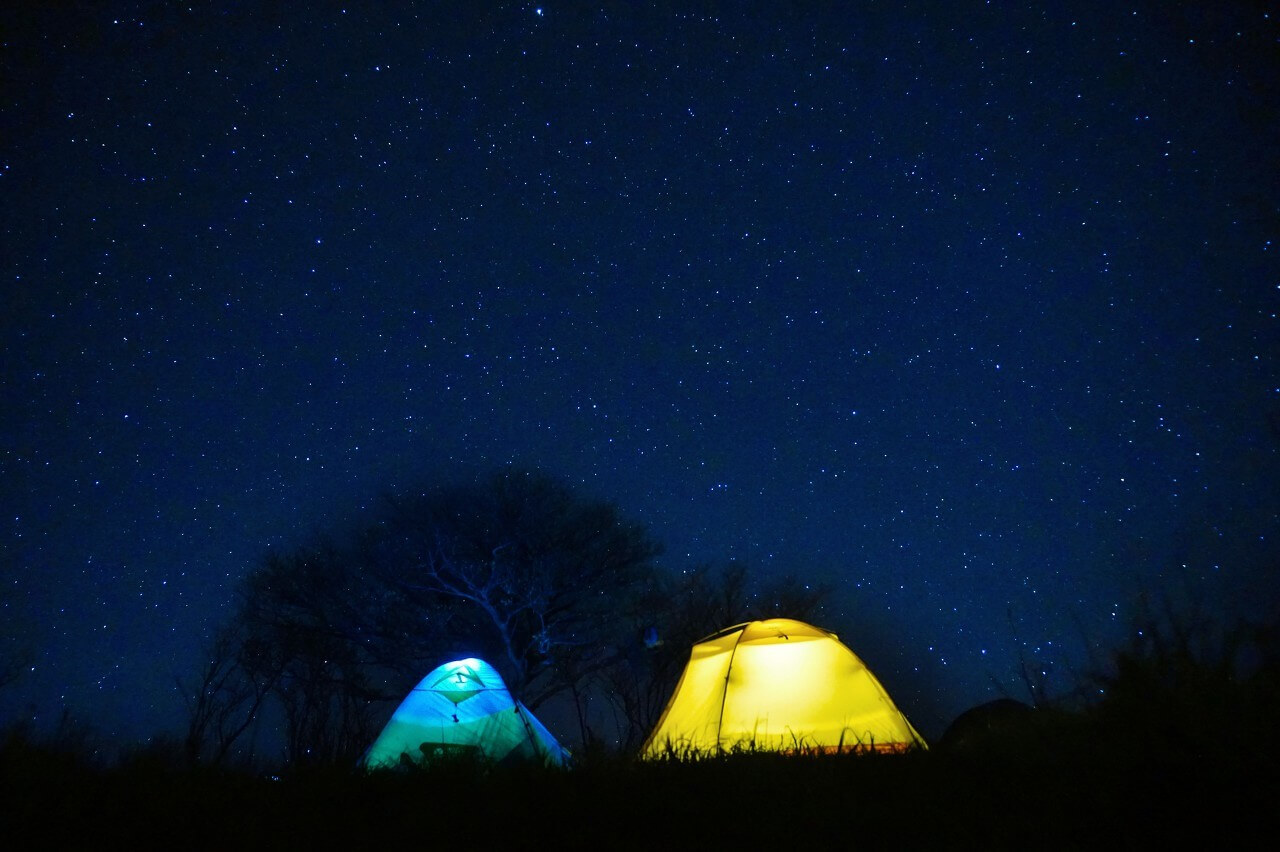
[7,628,1279,849]
[3,719,1275,850]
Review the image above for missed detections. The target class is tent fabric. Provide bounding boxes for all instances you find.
[641,618,926,757]
[361,657,570,769]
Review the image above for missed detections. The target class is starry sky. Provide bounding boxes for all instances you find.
[3,2,1278,748]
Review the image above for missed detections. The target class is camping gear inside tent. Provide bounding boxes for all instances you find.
[641,618,926,757]
[361,657,570,769]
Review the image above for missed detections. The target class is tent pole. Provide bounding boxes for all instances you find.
[713,628,747,756]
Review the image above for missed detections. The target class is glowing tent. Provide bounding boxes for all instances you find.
[641,618,926,757]
[361,658,570,769]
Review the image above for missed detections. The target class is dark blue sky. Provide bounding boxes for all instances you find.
[3,2,1277,746]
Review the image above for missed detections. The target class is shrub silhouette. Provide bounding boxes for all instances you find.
[1088,593,1280,766]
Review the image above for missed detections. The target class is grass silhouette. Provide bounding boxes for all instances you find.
[4,604,1277,848]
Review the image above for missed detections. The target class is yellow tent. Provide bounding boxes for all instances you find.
[641,618,926,757]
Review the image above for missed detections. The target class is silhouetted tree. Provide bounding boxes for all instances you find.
[362,469,664,708]
[234,543,401,766]
[197,468,664,765]
[178,619,276,766]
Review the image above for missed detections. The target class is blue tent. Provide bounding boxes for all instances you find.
[361,658,570,769]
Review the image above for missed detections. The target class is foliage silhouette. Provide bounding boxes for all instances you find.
[193,468,664,765]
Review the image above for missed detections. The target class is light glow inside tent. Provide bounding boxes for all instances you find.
[361,657,570,769]
[642,618,926,757]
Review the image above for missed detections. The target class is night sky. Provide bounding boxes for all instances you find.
[3,2,1278,749]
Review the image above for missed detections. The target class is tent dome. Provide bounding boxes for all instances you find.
[641,618,926,757]
[361,658,570,769]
